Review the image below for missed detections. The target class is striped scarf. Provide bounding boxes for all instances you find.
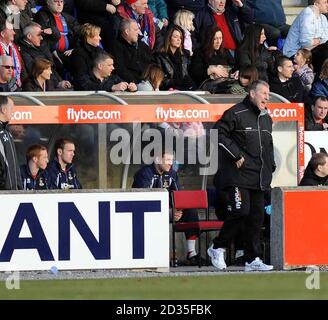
[0,41,22,87]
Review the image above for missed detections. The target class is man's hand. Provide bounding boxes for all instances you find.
[128,82,137,92]
[162,18,169,27]
[58,80,72,89]
[112,82,128,92]
[106,4,116,14]
[232,0,243,7]
[236,156,245,168]
[64,49,73,56]
[174,210,183,222]
[42,28,52,35]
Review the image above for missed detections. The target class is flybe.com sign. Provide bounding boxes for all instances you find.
[0,190,169,271]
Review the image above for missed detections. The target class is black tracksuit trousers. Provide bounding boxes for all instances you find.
[213,187,265,263]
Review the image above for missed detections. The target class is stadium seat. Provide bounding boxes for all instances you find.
[171,190,224,268]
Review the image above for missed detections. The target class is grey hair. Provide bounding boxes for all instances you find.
[23,22,42,38]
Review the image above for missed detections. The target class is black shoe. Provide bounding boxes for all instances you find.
[185,254,207,266]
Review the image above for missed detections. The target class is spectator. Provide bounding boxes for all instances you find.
[194,0,254,51]
[299,152,328,186]
[293,48,314,92]
[283,0,328,58]
[111,19,153,84]
[228,64,259,94]
[117,0,157,50]
[155,25,196,91]
[20,144,50,190]
[75,0,121,53]
[47,137,82,189]
[173,9,195,55]
[236,24,277,82]
[0,0,32,43]
[310,58,328,98]
[0,96,22,190]
[0,55,19,91]
[34,0,81,73]
[75,51,137,92]
[0,20,23,88]
[137,63,164,91]
[22,57,57,91]
[190,25,236,88]
[132,149,203,266]
[269,55,308,103]
[246,0,290,46]
[20,22,71,89]
[70,23,104,86]
[305,96,328,130]
[207,80,275,271]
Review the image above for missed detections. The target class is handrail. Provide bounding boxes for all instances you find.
[1,92,46,106]
[169,91,210,104]
[88,92,128,105]
[269,92,291,103]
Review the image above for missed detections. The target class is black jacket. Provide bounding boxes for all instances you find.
[74,71,123,91]
[70,41,105,85]
[305,108,328,131]
[0,121,22,190]
[22,77,56,92]
[269,75,308,103]
[299,165,328,186]
[111,37,153,83]
[215,95,275,191]
[190,47,235,86]
[34,7,80,51]
[155,49,195,90]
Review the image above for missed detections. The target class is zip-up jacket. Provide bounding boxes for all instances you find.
[132,164,179,191]
[46,158,82,190]
[215,95,276,191]
[0,121,22,190]
[20,164,50,190]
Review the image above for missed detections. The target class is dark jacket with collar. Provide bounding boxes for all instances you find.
[34,6,80,51]
[111,36,153,83]
[132,164,179,191]
[299,165,328,186]
[20,164,50,190]
[74,71,123,91]
[194,2,254,47]
[215,95,275,191]
[305,108,328,131]
[46,158,82,190]
[0,121,22,190]
[70,41,105,85]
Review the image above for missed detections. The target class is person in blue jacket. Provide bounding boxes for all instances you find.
[132,149,203,266]
[21,144,50,190]
[47,138,82,189]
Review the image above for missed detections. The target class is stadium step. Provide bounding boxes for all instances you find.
[282,0,307,25]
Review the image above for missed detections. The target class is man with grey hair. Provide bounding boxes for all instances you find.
[20,22,71,89]
[208,80,276,271]
[0,95,22,190]
[0,55,19,92]
[111,19,153,83]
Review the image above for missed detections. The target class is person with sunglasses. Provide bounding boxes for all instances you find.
[0,55,19,92]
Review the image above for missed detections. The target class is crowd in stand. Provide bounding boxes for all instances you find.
[0,0,327,128]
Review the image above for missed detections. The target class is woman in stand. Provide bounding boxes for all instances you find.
[22,58,56,91]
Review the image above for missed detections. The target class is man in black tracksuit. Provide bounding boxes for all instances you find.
[208,80,276,271]
[0,96,22,190]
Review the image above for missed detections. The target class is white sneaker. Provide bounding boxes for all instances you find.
[207,245,227,270]
[245,257,274,272]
